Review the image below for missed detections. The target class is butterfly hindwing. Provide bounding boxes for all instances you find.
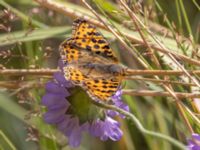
[63,64,122,101]
[83,78,121,101]
[63,65,88,85]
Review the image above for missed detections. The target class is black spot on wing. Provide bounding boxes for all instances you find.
[107,90,116,93]
[102,81,108,84]
[94,80,99,83]
[93,85,98,88]
[102,45,109,49]
[98,39,106,44]
[95,51,101,54]
[102,85,107,88]
[94,32,101,36]
[86,45,92,51]
[87,32,92,36]
[91,38,97,43]
[77,42,82,46]
[94,44,100,49]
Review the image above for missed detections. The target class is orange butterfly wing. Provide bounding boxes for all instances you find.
[84,78,120,101]
[71,18,118,63]
[60,18,123,101]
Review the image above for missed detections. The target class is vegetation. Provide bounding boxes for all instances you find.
[0,0,199,149]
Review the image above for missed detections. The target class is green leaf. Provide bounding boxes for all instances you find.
[0,26,71,47]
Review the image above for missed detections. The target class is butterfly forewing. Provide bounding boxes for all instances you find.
[60,39,80,63]
[71,18,118,63]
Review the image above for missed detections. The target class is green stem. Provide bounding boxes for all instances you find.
[192,0,200,11]
[175,0,182,31]
[92,100,186,150]
[0,130,17,150]
[178,0,193,37]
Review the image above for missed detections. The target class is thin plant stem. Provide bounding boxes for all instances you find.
[92,100,186,150]
[178,0,193,37]
[115,0,161,68]
[0,69,59,75]
[163,85,194,133]
[192,0,200,10]
[2,69,200,76]
[126,69,200,76]
[125,76,196,86]
[175,0,182,31]
[0,130,17,150]
[182,103,200,126]
[122,90,200,98]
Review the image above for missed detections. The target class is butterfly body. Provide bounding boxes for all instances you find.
[60,18,126,101]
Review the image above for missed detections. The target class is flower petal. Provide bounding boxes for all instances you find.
[54,72,73,88]
[191,145,200,150]
[109,89,129,118]
[81,122,89,131]
[46,82,70,96]
[43,106,67,124]
[112,89,122,100]
[109,125,123,141]
[64,117,79,136]
[68,127,82,148]
[89,119,104,137]
[41,93,69,109]
[187,133,200,150]
[192,133,200,141]
[57,115,72,133]
[104,117,122,141]
[106,110,119,117]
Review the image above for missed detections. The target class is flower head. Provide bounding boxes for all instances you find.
[41,70,129,147]
[187,133,200,150]
[89,116,122,141]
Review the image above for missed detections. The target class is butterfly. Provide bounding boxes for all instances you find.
[59,18,126,101]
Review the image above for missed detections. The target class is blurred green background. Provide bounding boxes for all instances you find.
[0,0,199,150]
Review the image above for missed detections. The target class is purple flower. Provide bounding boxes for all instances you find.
[187,133,200,150]
[107,90,129,118]
[89,117,122,141]
[41,70,129,147]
